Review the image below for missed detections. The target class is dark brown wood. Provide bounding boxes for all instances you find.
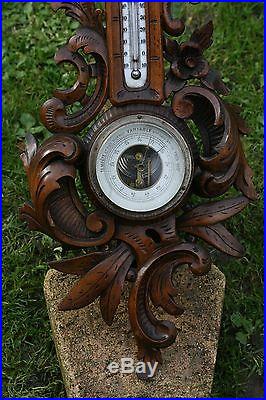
[161,2,185,37]
[128,241,211,378]
[106,2,165,105]
[20,2,257,378]
[40,2,108,134]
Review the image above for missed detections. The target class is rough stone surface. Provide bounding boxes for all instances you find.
[44,265,225,398]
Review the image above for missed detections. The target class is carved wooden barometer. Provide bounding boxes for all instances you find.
[20,2,257,378]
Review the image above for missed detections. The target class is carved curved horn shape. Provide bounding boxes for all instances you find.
[128,241,211,352]
[172,86,256,199]
[51,2,105,35]
[20,134,115,247]
[161,2,185,37]
[40,28,108,134]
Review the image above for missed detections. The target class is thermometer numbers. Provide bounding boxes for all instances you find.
[121,2,147,88]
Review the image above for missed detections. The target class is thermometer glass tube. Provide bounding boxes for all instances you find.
[121,2,147,88]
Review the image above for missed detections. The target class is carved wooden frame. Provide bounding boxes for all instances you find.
[20,2,257,378]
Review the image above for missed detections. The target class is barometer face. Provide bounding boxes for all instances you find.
[86,110,194,220]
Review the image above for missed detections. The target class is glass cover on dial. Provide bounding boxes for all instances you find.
[117,145,162,190]
[90,114,193,214]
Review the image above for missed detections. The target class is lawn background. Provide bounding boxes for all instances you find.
[2,2,263,398]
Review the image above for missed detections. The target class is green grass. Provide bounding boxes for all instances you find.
[2,2,263,398]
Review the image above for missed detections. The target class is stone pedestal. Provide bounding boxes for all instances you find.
[44,265,225,398]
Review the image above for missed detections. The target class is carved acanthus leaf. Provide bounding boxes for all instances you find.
[40,27,108,134]
[235,149,258,200]
[51,2,105,35]
[128,242,211,356]
[180,224,244,257]
[150,260,184,316]
[59,243,133,311]
[201,69,230,96]
[176,196,250,257]
[20,134,115,248]
[100,250,134,325]
[49,249,113,275]
[171,86,257,199]
[176,196,249,227]
[190,20,213,51]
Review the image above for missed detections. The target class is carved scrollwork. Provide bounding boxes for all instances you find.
[20,2,258,379]
[171,86,257,200]
[20,134,115,247]
[162,17,257,203]
[177,196,250,257]
[40,4,108,134]
[52,46,91,106]
[128,241,211,373]
[51,2,105,35]
[161,2,185,37]
[58,242,134,323]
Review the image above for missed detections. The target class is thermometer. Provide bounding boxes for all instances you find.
[121,2,147,88]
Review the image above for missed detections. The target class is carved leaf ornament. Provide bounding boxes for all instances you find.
[20,2,257,376]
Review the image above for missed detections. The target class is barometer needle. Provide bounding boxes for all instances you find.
[143,136,152,163]
[156,145,165,154]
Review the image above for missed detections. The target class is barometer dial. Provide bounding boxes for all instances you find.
[86,107,194,220]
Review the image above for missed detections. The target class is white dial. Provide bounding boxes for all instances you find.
[121,2,147,88]
[88,114,193,217]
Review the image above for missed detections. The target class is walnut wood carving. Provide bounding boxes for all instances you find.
[20,2,257,379]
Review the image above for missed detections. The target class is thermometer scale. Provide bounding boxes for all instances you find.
[121,2,147,88]
[106,1,164,104]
